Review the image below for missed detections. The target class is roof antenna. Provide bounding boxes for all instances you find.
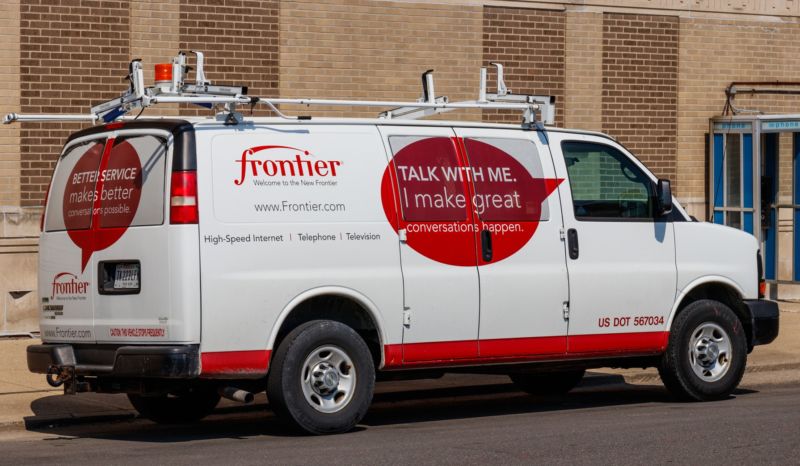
[191,51,210,87]
[478,67,488,103]
[490,62,510,96]
[172,52,187,94]
[421,69,435,104]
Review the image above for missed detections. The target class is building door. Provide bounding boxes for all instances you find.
[711,133,756,234]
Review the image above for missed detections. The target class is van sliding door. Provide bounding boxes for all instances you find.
[453,127,569,358]
[378,126,480,363]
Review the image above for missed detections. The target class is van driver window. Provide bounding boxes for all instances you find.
[561,141,654,220]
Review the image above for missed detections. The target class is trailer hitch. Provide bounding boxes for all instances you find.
[46,365,83,395]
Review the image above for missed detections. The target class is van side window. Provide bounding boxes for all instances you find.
[45,139,106,232]
[99,135,167,228]
[388,136,468,222]
[462,138,550,222]
[561,141,654,220]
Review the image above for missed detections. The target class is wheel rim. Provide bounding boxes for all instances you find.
[300,345,357,413]
[688,322,732,382]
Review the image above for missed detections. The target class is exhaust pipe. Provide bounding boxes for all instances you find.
[218,386,254,404]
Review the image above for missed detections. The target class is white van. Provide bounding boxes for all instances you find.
[17,55,778,435]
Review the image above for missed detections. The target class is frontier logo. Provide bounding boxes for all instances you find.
[51,272,90,300]
[235,145,342,185]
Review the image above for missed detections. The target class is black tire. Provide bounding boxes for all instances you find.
[267,320,375,435]
[509,369,585,396]
[658,299,747,401]
[127,385,220,424]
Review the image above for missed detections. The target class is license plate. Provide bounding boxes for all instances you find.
[114,263,140,289]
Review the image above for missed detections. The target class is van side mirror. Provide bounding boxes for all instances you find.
[656,178,673,216]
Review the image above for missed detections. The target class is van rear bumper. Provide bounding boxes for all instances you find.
[27,344,200,379]
[744,299,780,347]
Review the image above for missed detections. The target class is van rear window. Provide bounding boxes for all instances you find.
[45,135,167,232]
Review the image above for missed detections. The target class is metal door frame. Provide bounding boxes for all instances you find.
[710,114,800,284]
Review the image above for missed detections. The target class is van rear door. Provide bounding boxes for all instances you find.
[39,136,107,342]
[40,126,194,344]
[91,132,173,343]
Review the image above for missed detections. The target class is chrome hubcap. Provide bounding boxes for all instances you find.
[301,345,356,413]
[688,322,732,382]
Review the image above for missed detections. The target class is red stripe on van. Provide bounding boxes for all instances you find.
[403,340,478,362]
[200,350,271,376]
[382,331,668,369]
[568,331,669,355]
[480,336,566,358]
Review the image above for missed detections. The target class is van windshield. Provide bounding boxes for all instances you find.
[45,135,168,232]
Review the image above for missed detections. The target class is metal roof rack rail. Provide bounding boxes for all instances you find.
[3,51,556,127]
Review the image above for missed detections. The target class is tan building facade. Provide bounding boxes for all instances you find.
[2,0,800,333]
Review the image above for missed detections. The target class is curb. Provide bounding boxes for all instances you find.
[0,420,25,432]
[744,362,800,373]
[619,361,800,384]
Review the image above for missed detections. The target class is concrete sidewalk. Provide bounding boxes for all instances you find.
[1,303,798,431]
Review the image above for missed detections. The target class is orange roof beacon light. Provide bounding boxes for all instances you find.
[154,63,173,85]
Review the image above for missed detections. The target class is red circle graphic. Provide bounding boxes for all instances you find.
[380,137,561,266]
[63,140,143,271]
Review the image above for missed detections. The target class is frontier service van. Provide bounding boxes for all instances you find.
[7,53,779,434]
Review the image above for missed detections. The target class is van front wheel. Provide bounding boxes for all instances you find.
[267,320,375,435]
[127,386,220,424]
[658,299,747,401]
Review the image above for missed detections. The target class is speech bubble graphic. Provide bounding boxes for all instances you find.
[380,137,562,266]
[63,139,142,271]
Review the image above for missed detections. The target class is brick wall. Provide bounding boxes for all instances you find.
[482,7,565,125]
[601,13,678,186]
[279,0,482,119]
[0,0,21,206]
[564,11,602,132]
[19,0,130,207]
[179,0,279,116]
[131,0,181,117]
[677,17,800,217]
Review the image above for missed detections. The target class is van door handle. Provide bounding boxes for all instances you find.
[481,229,493,262]
[567,228,579,260]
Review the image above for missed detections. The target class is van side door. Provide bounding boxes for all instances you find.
[548,133,676,355]
[378,126,480,363]
[452,128,569,358]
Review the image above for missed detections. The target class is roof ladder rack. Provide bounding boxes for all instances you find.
[3,51,556,127]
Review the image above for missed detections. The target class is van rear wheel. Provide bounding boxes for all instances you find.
[510,369,585,396]
[267,320,375,435]
[127,386,220,424]
[658,299,747,401]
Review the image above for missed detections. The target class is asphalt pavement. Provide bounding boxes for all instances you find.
[0,375,797,464]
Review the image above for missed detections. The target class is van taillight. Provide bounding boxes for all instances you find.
[170,171,198,224]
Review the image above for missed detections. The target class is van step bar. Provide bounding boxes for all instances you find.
[3,51,555,127]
